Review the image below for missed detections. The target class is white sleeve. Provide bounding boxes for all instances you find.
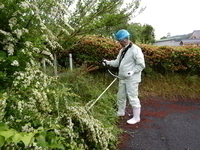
[132,47,145,73]
[107,49,122,67]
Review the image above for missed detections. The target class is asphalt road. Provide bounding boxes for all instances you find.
[118,99,200,150]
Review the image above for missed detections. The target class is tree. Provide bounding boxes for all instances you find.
[127,23,143,43]
[61,0,145,45]
[140,24,155,44]
[160,36,167,39]
[127,23,155,44]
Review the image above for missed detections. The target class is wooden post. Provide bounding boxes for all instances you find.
[69,53,73,70]
[42,58,46,74]
[54,54,58,77]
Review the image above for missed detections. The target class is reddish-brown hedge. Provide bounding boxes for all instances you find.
[140,44,200,74]
[59,35,200,74]
[59,35,121,67]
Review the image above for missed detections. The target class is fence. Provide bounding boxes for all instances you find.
[42,53,73,76]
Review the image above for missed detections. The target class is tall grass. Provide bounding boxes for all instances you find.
[57,67,120,135]
[140,73,200,101]
[57,67,200,109]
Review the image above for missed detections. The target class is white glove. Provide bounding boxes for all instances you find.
[126,71,134,77]
[102,59,108,66]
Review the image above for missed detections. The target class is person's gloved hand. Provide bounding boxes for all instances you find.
[126,71,134,77]
[102,59,108,66]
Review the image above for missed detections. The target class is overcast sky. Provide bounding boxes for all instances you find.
[131,0,200,40]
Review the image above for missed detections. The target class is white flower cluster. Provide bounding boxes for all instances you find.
[42,58,53,66]
[27,3,64,51]
[25,41,32,47]
[0,29,18,55]
[44,35,62,50]
[0,27,29,56]
[9,17,17,29]
[18,99,38,117]
[0,29,10,36]
[11,66,54,125]
[13,28,29,39]
[13,65,52,89]
[60,27,70,35]
[21,123,34,132]
[63,106,115,149]
[41,50,52,57]
[31,142,43,150]
[32,47,40,53]
[0,4,4,9]
[5,43,14,56]
[0,93,7,120]
[57,2,74,31]
[20,1,29,9]
[17,100,23,113]
[32,90,51,112]
[13,29,22,39]
[11,60,19,66]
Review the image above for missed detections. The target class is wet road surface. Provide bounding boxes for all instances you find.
[118,99,200,150]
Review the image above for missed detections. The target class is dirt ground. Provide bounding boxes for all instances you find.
[117,98,200,150]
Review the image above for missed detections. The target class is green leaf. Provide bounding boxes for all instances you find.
[0,135,5,147]
[37,135,47,147]
[16,120,22,123]
[0,130,15,140]
[21,133,35,147]
[0,51,6,59]
[12,132,22,144]
[50,143,65,149]
[0,123,8,131]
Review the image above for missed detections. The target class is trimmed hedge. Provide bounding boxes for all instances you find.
[140,44,200,74]
[59,35,121,67]
[59,35,200,74]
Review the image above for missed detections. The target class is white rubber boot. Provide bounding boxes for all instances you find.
[127,107,141,124]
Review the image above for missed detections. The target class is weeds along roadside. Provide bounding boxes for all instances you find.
[57,67,121,137]
[140,73,200,102]
[58,67,200,107]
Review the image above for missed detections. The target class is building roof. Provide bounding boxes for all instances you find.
[154,30,200,46]
[180,39,200,44]
[190,30,200,39]
[155,33,192,43]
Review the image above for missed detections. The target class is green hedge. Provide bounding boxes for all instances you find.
[59,35,200,74]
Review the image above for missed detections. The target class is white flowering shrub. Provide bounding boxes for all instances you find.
[0,1,117,149]
[0,93,7,121]
[0,0,74,89]
[2,66,117,149]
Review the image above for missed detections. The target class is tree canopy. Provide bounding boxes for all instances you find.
[62,0,146,45]
[128,23,155,44]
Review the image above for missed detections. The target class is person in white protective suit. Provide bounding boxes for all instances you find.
[103,29,145,125]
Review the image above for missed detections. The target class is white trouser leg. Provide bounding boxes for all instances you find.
[126,82,141,108]
[127,107,141,124]
[117,81,127,116]
[125,82,141,124]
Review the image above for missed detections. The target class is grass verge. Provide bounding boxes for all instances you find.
[140,73,200,102]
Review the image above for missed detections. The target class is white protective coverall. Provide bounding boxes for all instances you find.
[106,43,145,116]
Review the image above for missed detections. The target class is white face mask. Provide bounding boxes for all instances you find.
[118,39,130,47]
